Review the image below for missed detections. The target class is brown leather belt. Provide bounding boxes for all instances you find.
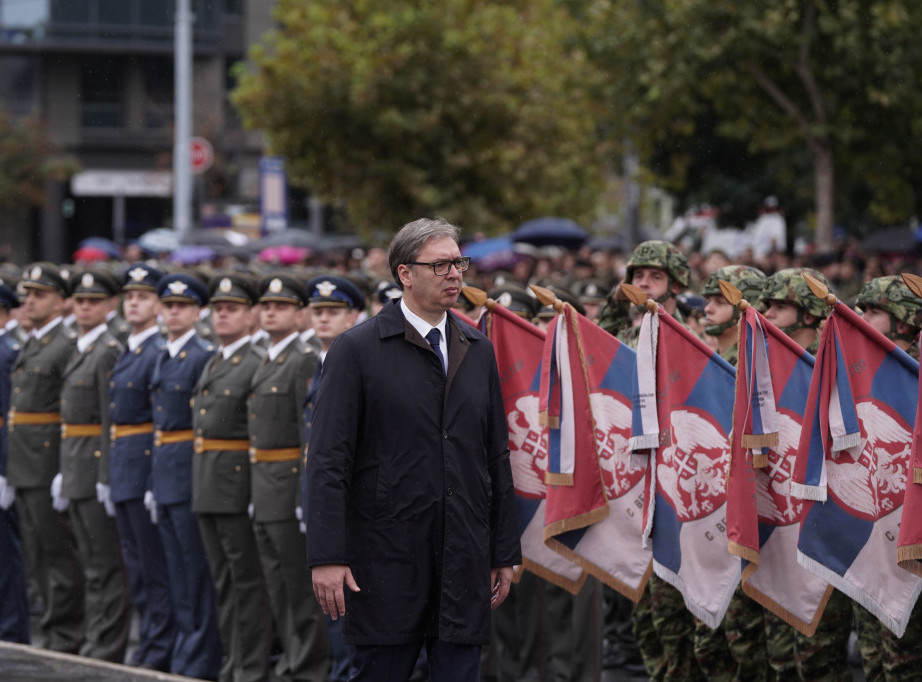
[195,437,250,454]
[8,410,60,429]
[154,429,195,447]
[110,422,155,441]
[61,423,103,439]
[249,447,300,463]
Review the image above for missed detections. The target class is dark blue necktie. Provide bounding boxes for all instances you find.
[425,328,446,375]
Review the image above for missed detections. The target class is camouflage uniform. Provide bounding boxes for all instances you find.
[598,242,704,682]
[695,266,769,679]
[854,276,922,680]
[760,269,852,681]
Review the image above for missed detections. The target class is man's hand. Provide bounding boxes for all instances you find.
[490,566,514,610]
[312,564,360,621]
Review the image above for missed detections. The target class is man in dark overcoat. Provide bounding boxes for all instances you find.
[59,269,130,661]
[192,273,270,682]
[307,218,521,682]
[108,263,174,670]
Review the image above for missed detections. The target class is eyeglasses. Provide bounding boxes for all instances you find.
[406,257,471,276]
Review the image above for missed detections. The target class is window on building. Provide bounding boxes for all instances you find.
[143,56,174,129]
[81,57,124,128]
[0,55,40,117]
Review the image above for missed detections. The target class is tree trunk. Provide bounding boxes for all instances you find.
[813,140,834,252]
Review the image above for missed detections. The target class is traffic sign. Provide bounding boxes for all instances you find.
[190,137,214,174]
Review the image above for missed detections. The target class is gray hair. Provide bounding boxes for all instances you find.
[388,217,461,289]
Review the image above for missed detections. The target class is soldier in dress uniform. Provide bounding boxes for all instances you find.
[0,278,30,644]
[248,273,330,681]
[108,262,175,671]
[192,273,271,682]
[150,273,222,680]
[7,263,82,653]
[302,275,364,682]
[59,269,131,661]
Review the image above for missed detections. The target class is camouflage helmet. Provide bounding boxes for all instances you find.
[702,265,767,307]
[760,267,831,321]
[626,240,690,289]
[856,275,922,330]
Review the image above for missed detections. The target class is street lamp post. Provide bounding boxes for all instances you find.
[173,0,193,237]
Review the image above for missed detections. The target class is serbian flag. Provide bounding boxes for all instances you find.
[726,307,832,635]
[631,308,740,627]
[481,304,585,592]
[539,304,652,601]
[793,301,922,636]
[898,336,922,577]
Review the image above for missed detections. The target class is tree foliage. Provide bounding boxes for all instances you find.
[586,0,922,247]
[0,111,77,211]
[232,0,604,237]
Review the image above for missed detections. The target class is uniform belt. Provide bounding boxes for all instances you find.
[195,437,250,454]
[61,423,103,439]
[110,422,155,441]
[249,447,301,463]
[154,429,195,447]
[7,411,61,429]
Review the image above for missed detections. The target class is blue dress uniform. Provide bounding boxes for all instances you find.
[59,270,131,662]
[108,263,174,670]
[150,274,222,680]
[0,280,29,644]
[249,274,329,681]
[301,275,366,682]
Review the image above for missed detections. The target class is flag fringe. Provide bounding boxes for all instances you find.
[742,432,779,449]
[652,564,737,631]
[740,567,832,638]
[796,551,919,638]
[896,547,922,579]
[831,431,862,452]
[629,453,650,469]
[519,558,587,595]
[790,482,827,502]
[630,434,658,451]
[914,468,922,485]
[727,540,759,565]
[751,452,769,469]
[544,472,574,487]
[543,504,609,541]
[543,537,651,603]
[537,411,559,429]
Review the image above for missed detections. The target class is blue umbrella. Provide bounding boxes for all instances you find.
[462,237,515,261]
[170,245,216,265]
[512,217,588,249]
[138,228,180,255]
[78,236,121,258]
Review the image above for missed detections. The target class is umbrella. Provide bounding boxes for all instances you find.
[138,228,180,255]
[259,246,310,265]
[73,246,111,263]
[180,228,250,248]
[78,236,121,258]
[461,237,523,272]
[255,228,323,250]
[511,217,588,249]
[170,245,216,265]
[321,234,365,253]
[860,226,922,254]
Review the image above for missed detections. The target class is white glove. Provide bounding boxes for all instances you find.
[51,472,69,512]
[0,475,14,510]
[296,504,306,533]
[247,503,254,519]
[144,490,158,525]
[95,482,116,518]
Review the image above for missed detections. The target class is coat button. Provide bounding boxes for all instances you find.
[199,408,206,415]
[94,450,101,458]
[235,465,241,472]
[442,430,448,439]
[447,488,454,496]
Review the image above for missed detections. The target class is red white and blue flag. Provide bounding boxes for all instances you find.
[793,301,922,636]
[726,306,832,636]
[481,304,585,592]
[539,304,652,601]
[898,336,922,577]
[631,308,740,627]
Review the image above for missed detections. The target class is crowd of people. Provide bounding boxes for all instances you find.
[0,220,920,682]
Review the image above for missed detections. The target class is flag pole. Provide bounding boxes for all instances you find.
[803,273,838,308]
